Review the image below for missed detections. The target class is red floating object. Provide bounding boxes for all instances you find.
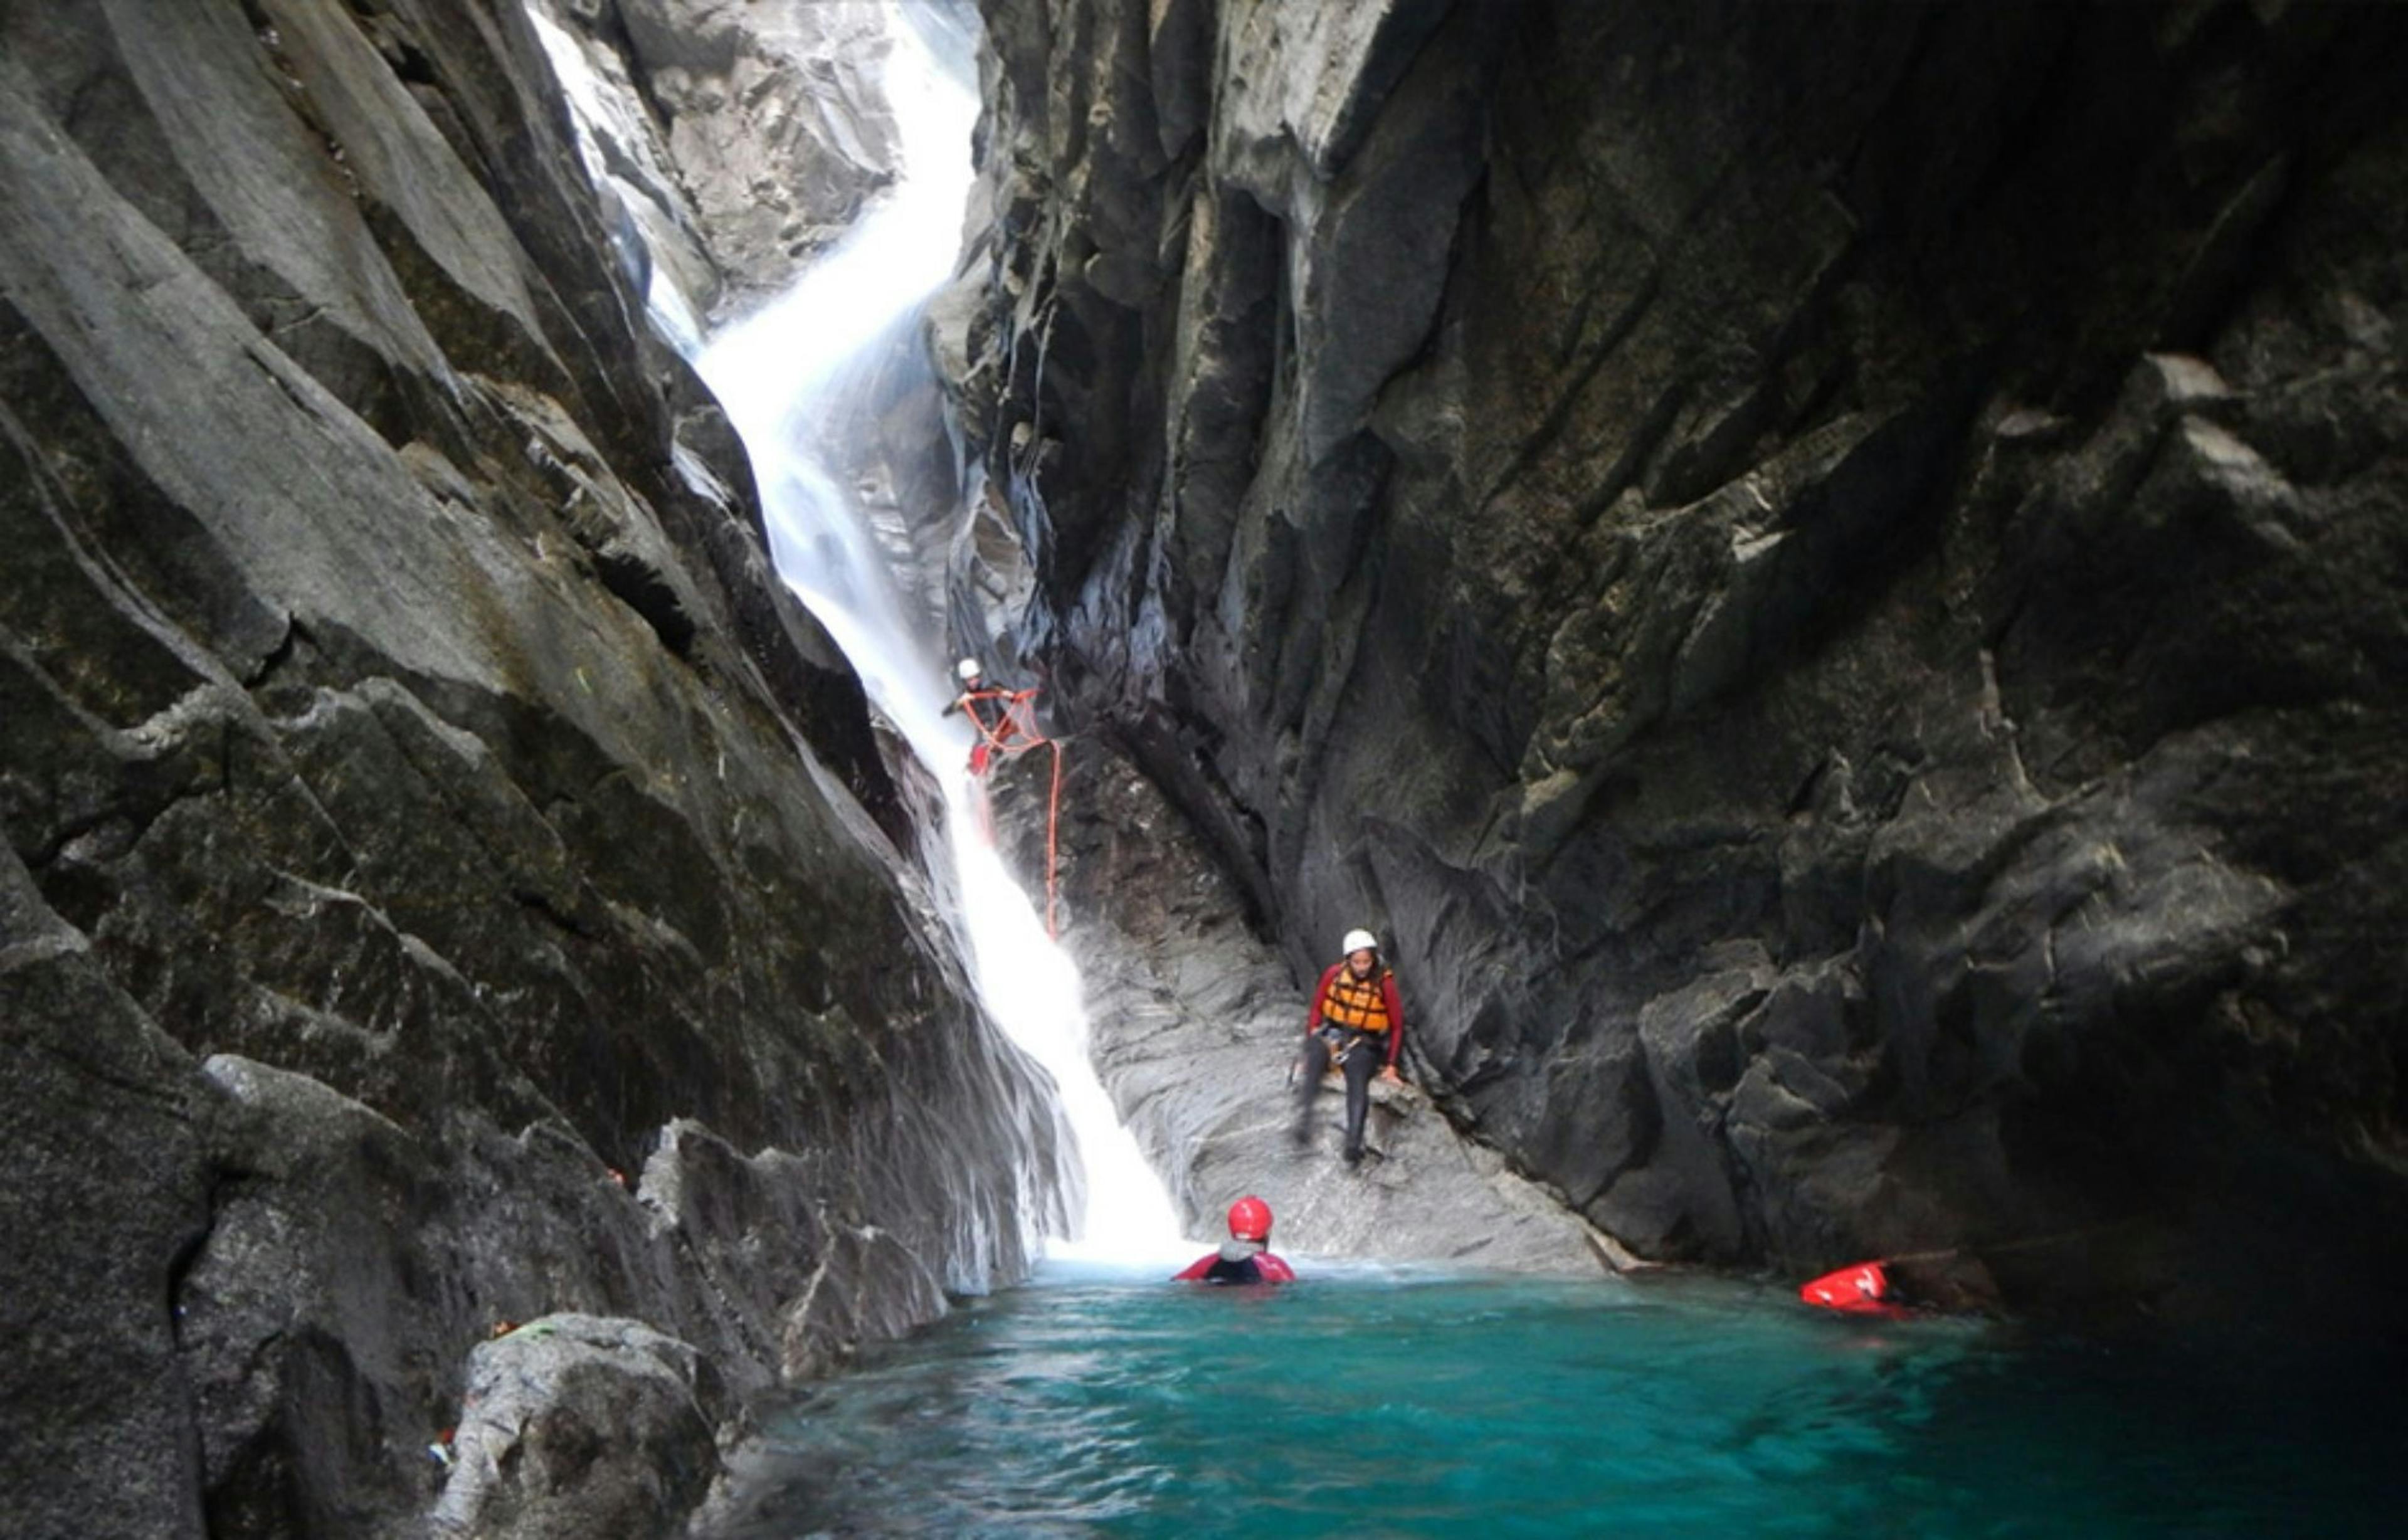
[1799,1260,1907,1316]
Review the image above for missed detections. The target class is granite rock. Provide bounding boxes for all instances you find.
[947,0,2408,1322]
[0,3,1059,1535]
[430,1314,725,1540]
[532,0,914,313]
[1000,736,1626,1275]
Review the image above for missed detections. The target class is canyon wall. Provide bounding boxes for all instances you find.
[949,0,2408,1321]
[0,3,1060,1535]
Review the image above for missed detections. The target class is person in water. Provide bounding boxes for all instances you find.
[1173,1196,1296,1284]
[1292,927,1405,1166]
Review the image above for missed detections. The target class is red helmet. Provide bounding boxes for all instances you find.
[1227,1195,1272,1242]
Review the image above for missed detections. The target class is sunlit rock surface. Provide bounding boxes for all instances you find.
[948,0,2408,1321]
[529,0,912,313]
[0,3,1061,1535]
[538,0,983,624]
[1004,740,1625,1274]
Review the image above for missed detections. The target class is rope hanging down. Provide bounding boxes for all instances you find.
[953,683,1065,938]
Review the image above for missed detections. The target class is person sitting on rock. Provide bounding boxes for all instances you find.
[1173,1196,1296,1284]
[1291,927,1405,1166]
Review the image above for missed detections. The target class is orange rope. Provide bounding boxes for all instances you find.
[1045,738,1064,938]
[956,685,1065,938]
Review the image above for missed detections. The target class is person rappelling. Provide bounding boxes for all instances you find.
[1291,927,1406,1167]
[941,656,1070,936]
[1173,1196,1296,1285]
[943,657,1040,774]
[943,657,985,715]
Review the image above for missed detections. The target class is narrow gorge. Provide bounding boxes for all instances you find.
[942,0,2408,1319]
[3,1,2404,1536]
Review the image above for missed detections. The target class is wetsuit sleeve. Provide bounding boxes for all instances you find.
[1173,1255,1217,1281]
[1382,974,1405,1066]
[1256,1253,1296,1284]
[1305,964,1340,1035]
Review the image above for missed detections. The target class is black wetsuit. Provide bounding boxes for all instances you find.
[1198,1254,1270,1284]
[1174,1243,1296,1285]
[1301,1027,1383,1161]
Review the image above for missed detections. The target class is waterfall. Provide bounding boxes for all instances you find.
[534,3,1186,1267]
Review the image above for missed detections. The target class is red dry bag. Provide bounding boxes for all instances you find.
[1798,1260,1904,1316]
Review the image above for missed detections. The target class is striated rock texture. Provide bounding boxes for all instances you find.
[529,0,911,315]
[949,0,2408,1322]
[0,3,1063,1537]
[532,0,983,623]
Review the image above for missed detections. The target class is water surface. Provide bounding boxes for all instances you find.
[705,1260,2400,1537]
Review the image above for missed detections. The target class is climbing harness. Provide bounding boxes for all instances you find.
[1286,1028,1364,1089]
[955,682,1067,937]
[1321,1025,1375,1067]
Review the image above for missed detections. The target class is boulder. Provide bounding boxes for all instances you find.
[430,1315,725,1540]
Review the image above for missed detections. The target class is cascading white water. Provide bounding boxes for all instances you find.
[545,6,1186,1265]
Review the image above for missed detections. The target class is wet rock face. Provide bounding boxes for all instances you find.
[953,0,2408,1316]
[1,852,215,1539]
[0,3,1058,1536]
[529,0,914,314]
[1003,739,1620,1275]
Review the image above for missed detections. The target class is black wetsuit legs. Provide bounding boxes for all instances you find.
[1338,1035,1380,1159]
[1293,1033,1332,1146]
[1296,1030,1383,1161]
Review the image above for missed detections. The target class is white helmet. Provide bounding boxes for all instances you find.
[1341,928,1378,956]
[955,657,982,683]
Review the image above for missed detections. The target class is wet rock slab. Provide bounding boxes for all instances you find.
[1004,741,1623,1275]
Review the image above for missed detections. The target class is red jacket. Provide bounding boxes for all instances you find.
[1306,963,1405,1067]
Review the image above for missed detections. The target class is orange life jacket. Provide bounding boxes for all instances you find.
[1320,968,1392,1033]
